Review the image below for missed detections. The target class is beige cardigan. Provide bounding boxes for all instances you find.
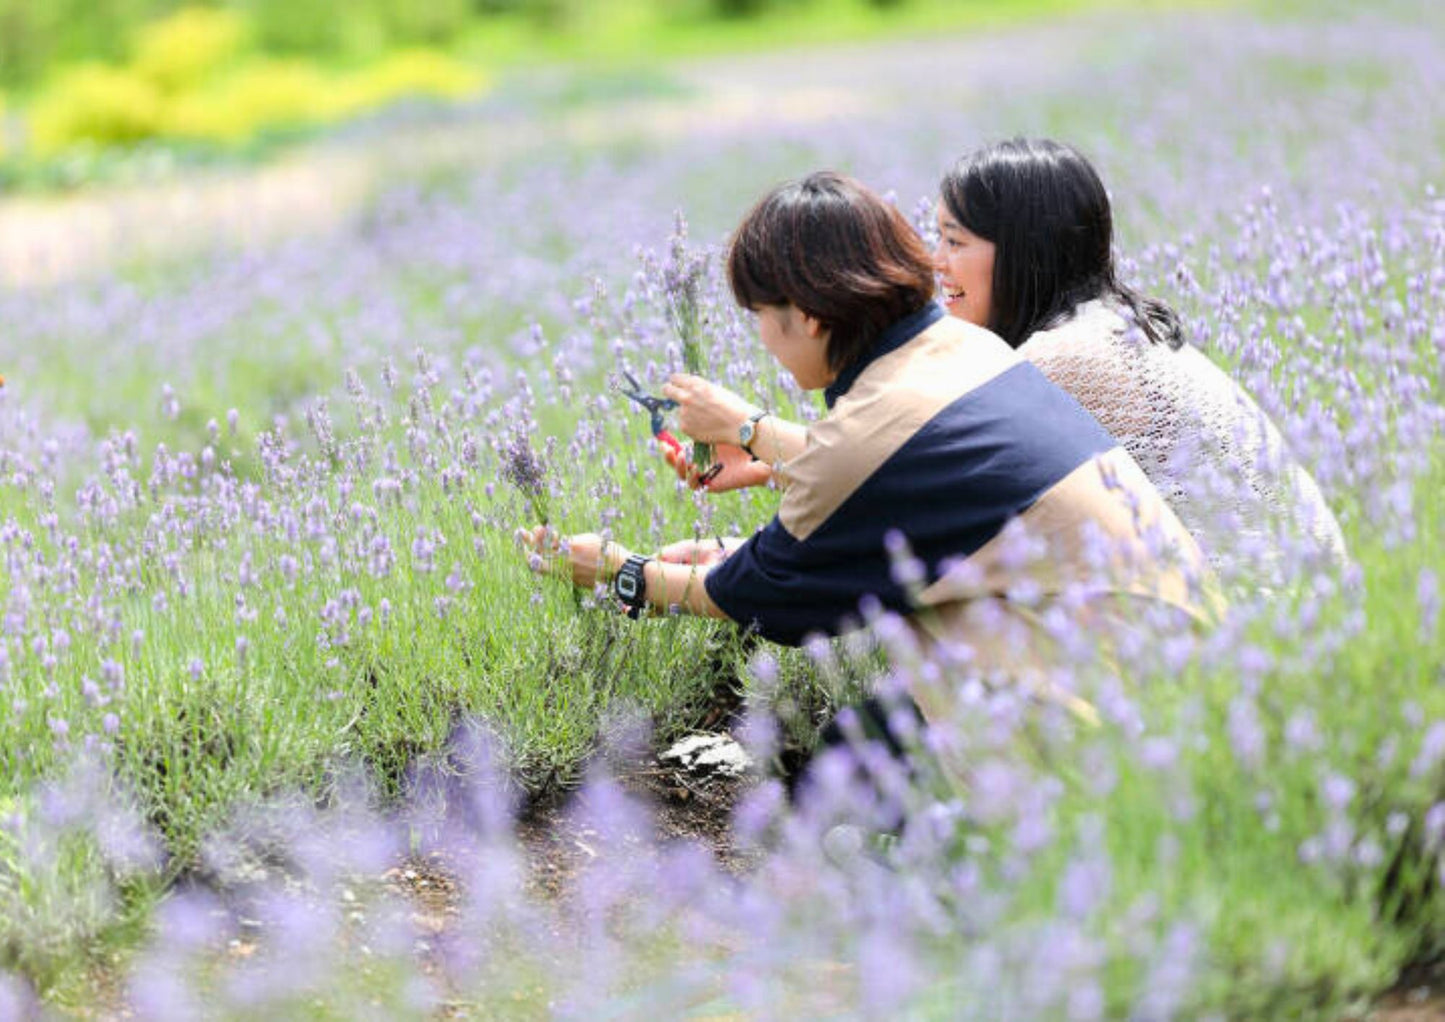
[1019,301,1348,585]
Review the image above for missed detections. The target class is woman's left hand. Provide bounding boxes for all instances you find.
[519,526,618,590]
[662,374,761,447]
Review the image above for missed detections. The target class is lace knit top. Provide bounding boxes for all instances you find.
[1018,301,1348,583]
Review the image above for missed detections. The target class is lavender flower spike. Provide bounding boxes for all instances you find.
[500,425,550,526]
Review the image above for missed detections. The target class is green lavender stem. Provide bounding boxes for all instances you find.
[666,213,712,473]
[677,302,712,474]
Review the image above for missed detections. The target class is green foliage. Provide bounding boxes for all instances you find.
[213,0,475,57]
[27,64,167,155]
[17,4,487,157]
[0,785,157,999]
[131,6,250,93]
[0,0,171,88]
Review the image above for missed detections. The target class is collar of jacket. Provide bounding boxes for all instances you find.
[824,302,946,409]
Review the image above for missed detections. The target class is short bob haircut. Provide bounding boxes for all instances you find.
[727,171,936,374]
[940,138,1183,350]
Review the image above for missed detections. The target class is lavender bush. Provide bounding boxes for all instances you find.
[0,1,1442,1016]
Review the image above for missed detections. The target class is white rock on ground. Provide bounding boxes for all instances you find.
[659,733,753,778]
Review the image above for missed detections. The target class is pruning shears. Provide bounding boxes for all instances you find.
[617,370,684,456]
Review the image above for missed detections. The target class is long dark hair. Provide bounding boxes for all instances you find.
[939,138,1183,350]
[728,171,935,373]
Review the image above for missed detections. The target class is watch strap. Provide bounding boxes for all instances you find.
[739,409,770,456]
[613,554,652,619]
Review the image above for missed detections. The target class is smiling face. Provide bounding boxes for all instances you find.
[934,203,996,330]
[755,304,833,390]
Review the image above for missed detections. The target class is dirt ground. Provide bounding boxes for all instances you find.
[1363,962,1445,1022]
[514,759,760,900]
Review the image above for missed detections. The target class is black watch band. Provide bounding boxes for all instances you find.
[613,554,653,619]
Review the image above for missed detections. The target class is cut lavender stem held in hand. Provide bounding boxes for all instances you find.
[664,211,714,475]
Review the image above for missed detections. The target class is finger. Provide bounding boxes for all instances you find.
[662,446,689,479]
[657,540,695,563]
[533,526,563,555]
[703,462,773,493]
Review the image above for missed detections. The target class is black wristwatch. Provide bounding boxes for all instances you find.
[738,409,770,457]
[613,554,653,619]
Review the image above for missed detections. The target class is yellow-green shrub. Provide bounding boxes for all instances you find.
[329,49,487,119]
[28,64,164,156]
[160,58,331,145]
[131,7,250,94]
[24,41,487,156]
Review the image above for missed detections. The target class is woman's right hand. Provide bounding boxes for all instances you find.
[657,535,746,566]
[664,442,774,492]
[662,374,760,447]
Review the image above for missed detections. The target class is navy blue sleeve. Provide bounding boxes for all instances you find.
[704,363,1115,647]
[704,516,901,646]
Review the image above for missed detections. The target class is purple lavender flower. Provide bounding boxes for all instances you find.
[499,424,550,526]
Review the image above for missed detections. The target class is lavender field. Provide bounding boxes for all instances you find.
[0,2,1443,1018]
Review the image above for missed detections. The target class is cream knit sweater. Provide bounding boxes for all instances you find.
[1019,301,1348,583]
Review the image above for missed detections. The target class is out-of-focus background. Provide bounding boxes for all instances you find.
[0,0,1239,286]
[0,0,1357,288]
[0,0,1193,172]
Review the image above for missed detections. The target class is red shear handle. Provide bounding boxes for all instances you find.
[655,429,684,455]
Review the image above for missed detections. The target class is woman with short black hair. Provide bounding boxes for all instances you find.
[727,170,937,376]
[523,171,1210,718]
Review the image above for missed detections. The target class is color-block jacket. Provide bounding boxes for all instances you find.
[705,303,1213,696]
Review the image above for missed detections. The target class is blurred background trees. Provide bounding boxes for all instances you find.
[0,0,931,90]
[0,0,1070,173]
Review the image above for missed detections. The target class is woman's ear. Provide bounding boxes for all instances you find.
[801,312,829,340]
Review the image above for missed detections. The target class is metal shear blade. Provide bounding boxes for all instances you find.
[616,370,683,455]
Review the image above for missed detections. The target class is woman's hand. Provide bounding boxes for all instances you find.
[662,374,761,447]
[657,535,747,567]
[519,526,617,590]
[663,442,774,492]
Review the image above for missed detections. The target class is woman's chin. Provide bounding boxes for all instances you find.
[943,298,984,327]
